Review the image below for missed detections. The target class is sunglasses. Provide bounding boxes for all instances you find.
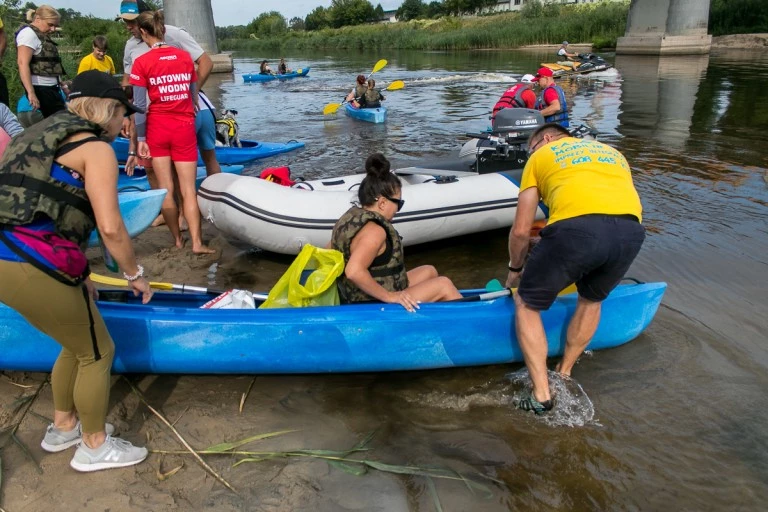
[382,194,405,212]
[527,137,546,157]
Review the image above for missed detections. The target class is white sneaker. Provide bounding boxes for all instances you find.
[70,435,148,472]
[40,422,115,453]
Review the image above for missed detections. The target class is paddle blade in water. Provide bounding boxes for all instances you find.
[323,103,342,115]
[386,80,405,91]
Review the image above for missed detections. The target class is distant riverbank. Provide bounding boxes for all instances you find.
[712,33,768,48]
[220,3,629,52]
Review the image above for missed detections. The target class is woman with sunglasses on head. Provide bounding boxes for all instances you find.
[0,70,153,472]
[330,153,462,312]
[16,5,66,119]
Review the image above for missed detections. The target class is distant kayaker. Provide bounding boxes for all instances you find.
[345,74,367,108]
[260,60,273,75]
[278,58,291,75]
[331,153,462,311]
[360,78,385,108]
[0,70,153,471]
[491,73,536,119]
[506,123,645,415]
[534,67,569,128]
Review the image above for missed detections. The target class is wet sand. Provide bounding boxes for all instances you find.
[0,225,502,511]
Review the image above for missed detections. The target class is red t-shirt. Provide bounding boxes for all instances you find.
[520,89,536,109]
[542,87,560,107]
[129,46,197,120]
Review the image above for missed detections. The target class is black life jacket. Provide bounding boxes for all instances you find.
[331,206,408,303]
[16,24,65,77]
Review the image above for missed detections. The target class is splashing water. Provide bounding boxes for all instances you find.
[506,368,596,428]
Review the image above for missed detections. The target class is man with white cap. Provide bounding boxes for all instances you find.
[117,0,220,178]
[491,73,537,120]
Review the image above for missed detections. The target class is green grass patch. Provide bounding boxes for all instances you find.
[220,2,630,52]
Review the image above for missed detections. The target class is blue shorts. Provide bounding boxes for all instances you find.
[195,108,216,151]
[517,214,645,310]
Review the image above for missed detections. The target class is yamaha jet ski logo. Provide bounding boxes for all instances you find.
[515,119,538,126]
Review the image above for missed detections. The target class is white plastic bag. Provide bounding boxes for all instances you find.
[200,289,256,309]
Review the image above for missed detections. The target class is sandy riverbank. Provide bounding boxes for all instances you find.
[712,33,768,48]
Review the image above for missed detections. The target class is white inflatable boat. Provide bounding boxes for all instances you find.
[197,169,547,255]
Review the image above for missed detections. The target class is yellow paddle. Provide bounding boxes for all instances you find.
[322,59,390,115]
[90,272,267,299]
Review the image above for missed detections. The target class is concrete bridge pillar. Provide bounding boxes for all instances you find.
[163,0,233,73]
[617,0,712,55]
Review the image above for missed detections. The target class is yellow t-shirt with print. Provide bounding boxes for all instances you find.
[77,54,116,75]
[520,137,642,225]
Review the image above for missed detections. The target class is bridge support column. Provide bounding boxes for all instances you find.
[163,0,233,73]
[617,0,712,55]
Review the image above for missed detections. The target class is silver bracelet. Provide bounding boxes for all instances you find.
[123,264,144,282]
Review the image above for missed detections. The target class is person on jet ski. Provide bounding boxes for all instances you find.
[556,41,579,70]
[491,73,537,119]
[534,67,569,128]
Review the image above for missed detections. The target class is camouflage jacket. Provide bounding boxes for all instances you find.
[0,110,104,244]
[354,84,367,99]
[362,88,383,106]
[17,24,65,77]
[331,206,408,303]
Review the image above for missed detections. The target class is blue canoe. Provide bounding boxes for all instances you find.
[242,67,310,83]
[117,165,244,192]
[111,137,304,166]
[85,189,166,248]
[0,282,666,374]
[345,103,387,124]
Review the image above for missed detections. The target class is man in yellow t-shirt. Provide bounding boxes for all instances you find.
[505,123,646,415]
[77,35,115,75]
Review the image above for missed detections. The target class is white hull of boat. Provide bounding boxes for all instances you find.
[197,171,545,255]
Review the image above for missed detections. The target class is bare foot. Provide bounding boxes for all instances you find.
[554,362,572,377]
[151,214,166,227]
[179,217,188,232]
[174,237,185,249]
[192,244,216,255]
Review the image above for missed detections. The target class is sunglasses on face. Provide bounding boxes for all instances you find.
[383,194,405,212]
[527,137,546,157]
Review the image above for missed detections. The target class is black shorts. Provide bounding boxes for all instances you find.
[517,214,646,310]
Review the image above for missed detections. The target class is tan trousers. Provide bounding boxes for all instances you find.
[0,260,114,433]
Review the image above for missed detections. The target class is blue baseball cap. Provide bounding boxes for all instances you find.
[119,0,150,21]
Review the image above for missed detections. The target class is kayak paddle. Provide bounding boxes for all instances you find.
[322,59,391,115]
[90,272,267,300]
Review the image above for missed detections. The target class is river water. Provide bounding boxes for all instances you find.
[196,48,768,509]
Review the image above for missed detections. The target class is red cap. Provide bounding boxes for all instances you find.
[535,67,554,79]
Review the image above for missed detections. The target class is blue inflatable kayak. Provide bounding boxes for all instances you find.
[117,165,244,192]
[242,67,310,82]
[111,137,304,166]
[0,282,666,374]
[85,189,167,248]
[345,103,387,124]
